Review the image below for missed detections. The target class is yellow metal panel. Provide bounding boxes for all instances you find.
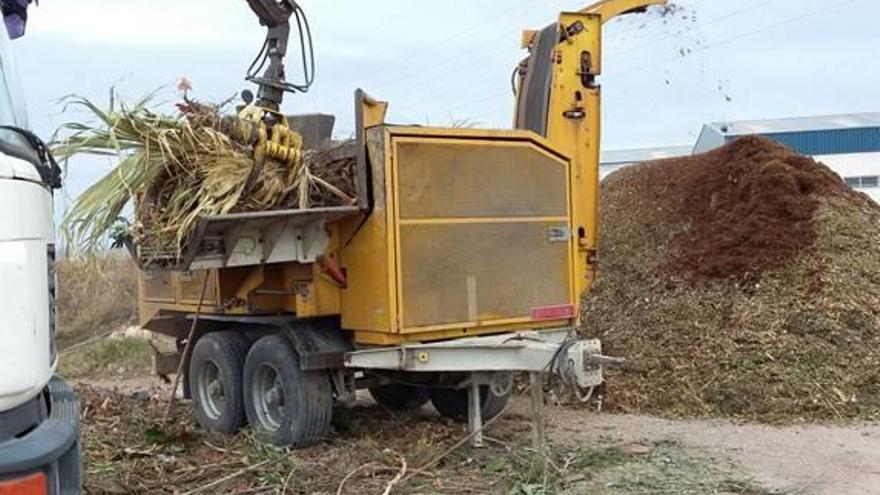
[233,266,264,304]
[339,127,397,333]
[395,139,568,219]
[389,131,575,334]
[177,270,219,306]
[138,300,164,327]
[361,96,388,128]
[141,271,175,303]
[298,261,342,318]
[579,0,668,22]
[521,29,538,49]
[399,216,568,226]
[384,126,568,155]
[397,221,573,330]
[543,12,604,324]
[353,318,569,346]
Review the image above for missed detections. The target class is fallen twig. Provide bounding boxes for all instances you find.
[336,463,377,495]
[280,463,297,495]
[381,453,407,495]
[398,404,512,487]
[60,329,116,355]
[180,458,278,495]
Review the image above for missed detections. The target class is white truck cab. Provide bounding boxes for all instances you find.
[0,152,54,410]
[0,14,81,495]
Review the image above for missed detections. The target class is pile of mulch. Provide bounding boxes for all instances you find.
[582,136,880,422]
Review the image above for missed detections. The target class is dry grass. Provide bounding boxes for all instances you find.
[60,337,153,379]
[56,252,138,349]
[77,385,781,495]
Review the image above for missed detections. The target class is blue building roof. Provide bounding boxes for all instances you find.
[694,112,880,155]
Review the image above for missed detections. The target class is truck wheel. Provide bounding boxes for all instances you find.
[243,334,333,447]
[369,384,430,413]
[429,386,509,421]
[188,332,249,434]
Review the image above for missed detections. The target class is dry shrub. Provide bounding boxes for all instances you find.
[57,252,138,348]
[59,337,152,379]
[583,137,880,422]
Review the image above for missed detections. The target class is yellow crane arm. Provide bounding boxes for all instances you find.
[579,0,668,23]
[521,0,668,48]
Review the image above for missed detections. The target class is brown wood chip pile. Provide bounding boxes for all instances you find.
[582,136,880,422]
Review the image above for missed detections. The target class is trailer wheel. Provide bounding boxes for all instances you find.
[369,384,430,413]
[429,386,509,421]
[188,332,250,434]
[243,334,333,447]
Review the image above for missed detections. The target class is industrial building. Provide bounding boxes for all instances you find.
[599,145,693,180]
[601,113,880,202]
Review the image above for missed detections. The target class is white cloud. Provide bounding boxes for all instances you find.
[27,0,259,46]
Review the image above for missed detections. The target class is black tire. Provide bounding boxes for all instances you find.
[429,386,509,421]
[243,334,333,447]
[369,384,430,413]
[188,331,250,434]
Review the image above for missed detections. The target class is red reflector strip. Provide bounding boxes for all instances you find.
[530,304,576,321]
[0,472,47,495]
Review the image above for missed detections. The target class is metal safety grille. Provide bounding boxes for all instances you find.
[394,138,572,330]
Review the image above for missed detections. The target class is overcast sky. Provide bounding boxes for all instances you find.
[9,0,877,204]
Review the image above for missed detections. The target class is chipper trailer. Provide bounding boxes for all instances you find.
[133,0,668,448]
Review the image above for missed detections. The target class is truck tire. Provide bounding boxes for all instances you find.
[243,334,333,447]
[429,386,509,421]
[369,384,430,413]
[188,332,249,434]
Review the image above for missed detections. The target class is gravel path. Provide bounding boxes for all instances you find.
[538,404,880,495]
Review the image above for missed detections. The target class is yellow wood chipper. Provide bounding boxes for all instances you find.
[134,0,668,448]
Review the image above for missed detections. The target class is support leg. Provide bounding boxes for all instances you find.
[529,371,546,451]
[468,379,484,448]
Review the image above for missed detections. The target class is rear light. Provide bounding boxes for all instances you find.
[0,472,48,495]
[530,304,576,321]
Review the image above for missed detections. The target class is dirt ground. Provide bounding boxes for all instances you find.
[72,370,880,495]
[540,404,880,495]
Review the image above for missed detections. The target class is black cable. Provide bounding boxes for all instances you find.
[246,38,270,80]
[293,7,307,92]
[304,7,315,85]
[0,126,62,189]
[288,2,315,92]
[245,2,316,95]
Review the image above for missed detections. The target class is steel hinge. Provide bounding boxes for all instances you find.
[548,226,572,243]
[563,108,586,119]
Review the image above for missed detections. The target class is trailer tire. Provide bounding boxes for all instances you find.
[243,334,333,447]
[429,386,509,421]
[369,384,430,413]
[189,331,249,434]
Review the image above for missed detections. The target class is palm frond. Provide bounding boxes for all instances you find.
[55,90,357,259]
